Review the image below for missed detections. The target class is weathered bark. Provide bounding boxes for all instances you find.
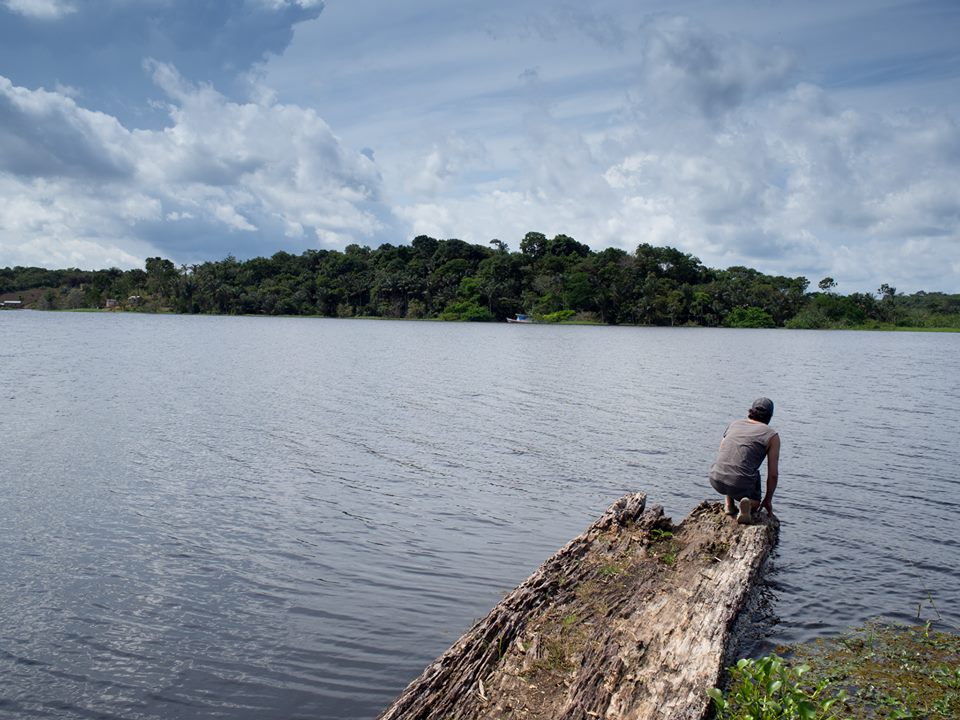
[378,493,779,720]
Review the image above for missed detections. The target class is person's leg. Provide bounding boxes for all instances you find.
[737,481,763,524]
[711,478,737,515]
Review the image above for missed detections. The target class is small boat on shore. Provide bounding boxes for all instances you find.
[506,313,533,324]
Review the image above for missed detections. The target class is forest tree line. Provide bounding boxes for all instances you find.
[2,233,959,328]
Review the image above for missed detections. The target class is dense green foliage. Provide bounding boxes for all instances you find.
[786,285,960,329]
[708,655,845,719]
[713,623,960,719]
[2,233,958,328]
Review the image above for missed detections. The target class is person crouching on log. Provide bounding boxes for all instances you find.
[708,397,780,524]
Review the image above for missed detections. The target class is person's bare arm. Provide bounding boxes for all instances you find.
[761,434,780,518]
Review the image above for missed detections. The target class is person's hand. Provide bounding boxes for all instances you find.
[760,498,776,520]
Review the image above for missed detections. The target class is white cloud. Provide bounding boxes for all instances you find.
[212,203,257,232]
[3,0,74,20]
[595,79,960,288]
[140,62,383,237]
[389,13,960,292]
[487,4,627,50]
[0,65,387,268]
[0,76,134,179]
[314,228,351,246]
[405,135,487,196]
[394,202,454,240]
[636,14,796,118]
[257,0,324,8]
[0,175,158,269]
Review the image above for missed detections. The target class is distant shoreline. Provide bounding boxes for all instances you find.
[4,239,959,329]
[11,307,959,332]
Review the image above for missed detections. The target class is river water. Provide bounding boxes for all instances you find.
[1,311,958,719]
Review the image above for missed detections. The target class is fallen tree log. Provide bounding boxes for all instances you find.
[378,493,779,720]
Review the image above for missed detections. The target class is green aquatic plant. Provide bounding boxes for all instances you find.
[712,623,960,719]
[649,528,673,541]
[707,654,845,720]
[787,622,960,719]
[599,562,623,577]
[647,526,678,566]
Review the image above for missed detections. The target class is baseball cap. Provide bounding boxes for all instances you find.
[750,397,774,419]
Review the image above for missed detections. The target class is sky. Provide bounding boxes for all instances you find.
[1,0,958,293]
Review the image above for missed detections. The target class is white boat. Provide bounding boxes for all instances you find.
[506,313,533,323]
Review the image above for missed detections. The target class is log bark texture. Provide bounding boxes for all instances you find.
[378,493,779,720]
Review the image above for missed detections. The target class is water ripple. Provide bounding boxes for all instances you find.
[1,314,958,718]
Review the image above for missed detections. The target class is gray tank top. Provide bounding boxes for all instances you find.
[709,419,778,491]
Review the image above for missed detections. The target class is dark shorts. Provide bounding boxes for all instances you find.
[710,476,762,503]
